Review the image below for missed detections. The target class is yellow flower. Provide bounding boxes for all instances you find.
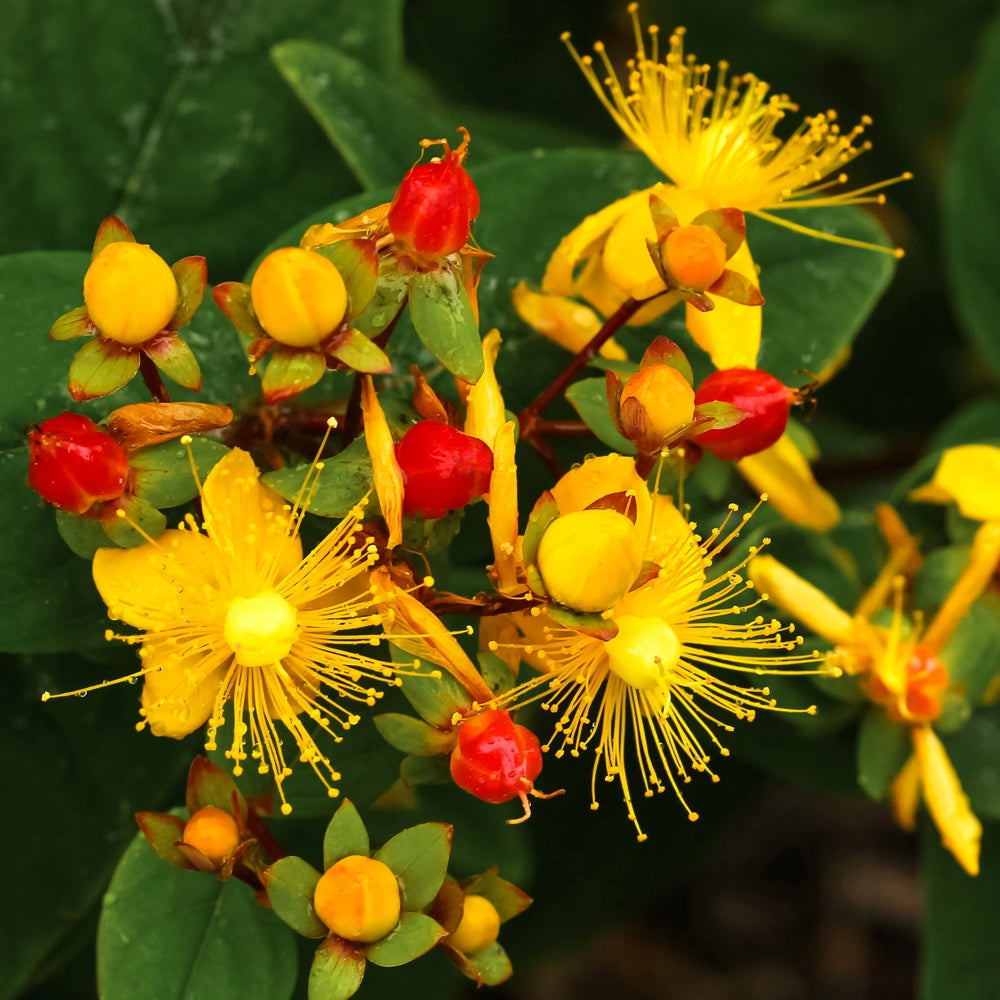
[749,511,1000,874]
[488,457,825,839]
[911,444,1000,522]
[44,445,409,815]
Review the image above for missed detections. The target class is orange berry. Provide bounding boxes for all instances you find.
[182,806,240,866]
[313,855,401,943]
[662,225,727,290]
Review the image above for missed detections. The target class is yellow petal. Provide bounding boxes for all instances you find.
[200,449,302,589]
[913,724,982,875]
[737,432,840,530]
[602,196,668,300]
[93,529,223,632]
[487,421,521,597]
[511,283,626,359]
[464,329,508,446]
[140,639,230,739]
[747,554,855,644]
[361,376,404,548]
[911,444,1000,522]
[890,752,921,832]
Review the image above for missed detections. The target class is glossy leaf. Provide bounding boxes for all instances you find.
[265,856,328,939]
[374,823,452,911]
[364,912,446,968]
[323,800,370,870]
[408,269,485,382]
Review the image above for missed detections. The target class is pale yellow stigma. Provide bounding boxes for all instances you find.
[223,590,299,667]
[605,615,680,690]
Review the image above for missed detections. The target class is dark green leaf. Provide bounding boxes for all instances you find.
[265,856,327,939]
[98,831,297,1000]
[364,912,445,968]
[55,508,112,560]
[263,436,374,518]
[400,753,452,787]
[942,712,1000,822]
[374,823,452,910]
[373,712,455,756]
[323,800,370,870]
[308,935,366,1000]
[856,707,911,800]
[408,269,484,381]
[130,435,230,510]
[565,376,636,453]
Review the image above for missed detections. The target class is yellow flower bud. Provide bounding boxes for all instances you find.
[83,242,178,345]
[537,509,642,613]
[605,614,681,690]
[250,247,347,347]
[449,894,501,956]
[313,855,401,943]
[663,225,727,290]
[620,364,695,441]
[182,806,240,866]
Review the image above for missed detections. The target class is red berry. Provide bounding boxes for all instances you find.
[693,367,794,461]
[388,130,480,259]
[450,710,543,804]
[395,421,493,519]
[27,412,129,514]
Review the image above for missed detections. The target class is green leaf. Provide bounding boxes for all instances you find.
[68,337,141,401]
[394,646,471,729]
[374,823,452,911]
[263,436,374,518]
[262,348,327,404]
[365,912,445,968]
[313,240,379,320]
[98,831,297,1000]
[55,508,112,559]
[265,856,327,939]
[943,16,1000,380]
[135,811,190,869]
[146,332,202,391]
[565,377,636,453]
[400,753,452,787]
[374,712,455,756]
[102,494,167,549]
[351,256,410,338]
[130,436,230,510]
[466,940,513,986]
[309,936,366,1000]
[327,327,392,374]
[48,305,92,341]
[461,868,532,923]
[921,818,1000,999]
[323,799,370,870]
[408,269,485,382]
[856,707,911,800]
[185,756,247,819]
[476,649,518,698]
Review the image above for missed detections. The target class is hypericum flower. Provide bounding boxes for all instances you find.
[49,216,207,400]
[485,454,826,839]
[42,441,413,814]
[749,509,1000,874]
[910,444,1000,523]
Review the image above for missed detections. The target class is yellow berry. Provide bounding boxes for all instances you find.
[449,894,501,956]
[83,242,178,345]
[182,806,240,866]
[250,247,347,347]
[313,855,401,943]
[663,225,727,290]
[620,364,695,441]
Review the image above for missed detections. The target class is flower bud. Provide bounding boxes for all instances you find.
[693,367,794,460]
[395,421,493,519]
[536,509,642,612]
[83,241,179,345]
[250,247,347,347]
[620,364,695,442]
[27,413,129,514]
[449,894,501,956]
[450,710,542,805]
[313,855,401,943]
[388,130,480,259]
[182,806,241,866]
[662,224,727,290]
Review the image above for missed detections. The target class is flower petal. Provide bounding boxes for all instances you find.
[141,640,230,739]
[487,421,521,597]
[911,444,1000,522]
[361,376,404,548]
[464,329,508,447]
[511,283,626,359]
[890,752,921,832]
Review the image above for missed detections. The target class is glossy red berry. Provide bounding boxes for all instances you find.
[693,367,795,461]
[27,413,129,514]
[388,129,480,259]
[395,421,493,519]
[450,710,543,805]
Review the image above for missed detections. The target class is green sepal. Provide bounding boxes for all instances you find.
[400,752,452,787]
[186,756,247,821]
[262,347,326,404]
[212,281,267,340]
[92,216,134,257]
[394,646,471,729]
[134,811,191,870]
[521,491,559,570]
[326,326,391,374]
[565,377,636,454]
[365,912,446,968]
[48,305,93,341]
[146,332,202,390]
[374,822,452,911]
[477,649,518,697]
[693,399,748,433]
[708,268,765,306]
[465,941,513,986]
[313,239,379,320]
[55,508,111,559]
[690,206,746,259]
[68,337,140,400]
[647,190,679,236]
[461,867,533,923]
[857,707,911,800]
[102,494,167,548]
[322,799,370,870]
[547,604,619,641]
[638,336,694,386]
[169,256,208,330]
[408,268,484,382]
[130,435,230,509]
[264,856,327,939]
[308,935,366,1000]
[373,713,455,756]
[263,436,373,518]
[351,256,409,338]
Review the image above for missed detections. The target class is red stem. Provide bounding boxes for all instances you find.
[138,352,170,402]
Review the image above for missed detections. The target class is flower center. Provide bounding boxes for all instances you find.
[223,590,298,667]
[605,614,681,691]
